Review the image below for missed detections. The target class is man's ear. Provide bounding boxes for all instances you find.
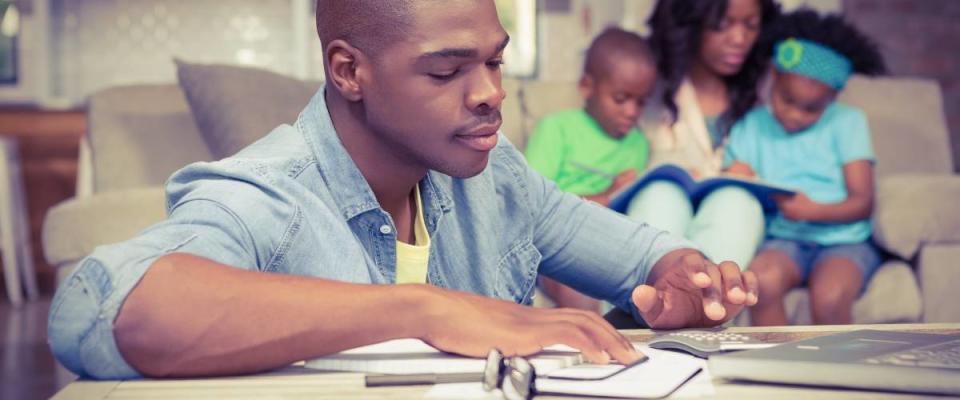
[578,74,595,100]
[326,39,366,102]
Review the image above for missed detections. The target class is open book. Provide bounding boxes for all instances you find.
[608,164,795,214]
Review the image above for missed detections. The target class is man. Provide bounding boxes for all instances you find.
[48,0,758,380]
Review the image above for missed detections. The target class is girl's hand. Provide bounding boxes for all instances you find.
[773,192,819,221]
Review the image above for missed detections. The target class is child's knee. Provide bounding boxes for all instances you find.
[809,275,859,309]
[749,254,793,297]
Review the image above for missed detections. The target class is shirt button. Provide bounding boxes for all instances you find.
[379,225,393,235]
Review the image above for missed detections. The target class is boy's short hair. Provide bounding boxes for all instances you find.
[583,27,655,78]
[765,9,885,76]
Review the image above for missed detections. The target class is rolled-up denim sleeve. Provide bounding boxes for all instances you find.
[47,162,296,379]
[503,144,697,318]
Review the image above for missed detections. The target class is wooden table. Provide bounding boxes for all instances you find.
[52,323,960,400]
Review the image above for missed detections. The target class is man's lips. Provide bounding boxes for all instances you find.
[455,125,500,152]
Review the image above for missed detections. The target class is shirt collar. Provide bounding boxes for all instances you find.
[296,85,454,222]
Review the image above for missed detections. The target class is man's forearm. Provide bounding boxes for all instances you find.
[114,253,433,377]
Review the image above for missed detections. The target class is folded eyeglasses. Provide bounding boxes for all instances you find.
[483,348,537,400]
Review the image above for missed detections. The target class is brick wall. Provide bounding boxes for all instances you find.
[845,0,960,172]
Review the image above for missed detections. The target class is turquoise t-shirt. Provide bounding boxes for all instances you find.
[724,103,875,245]
[524,109,649,196]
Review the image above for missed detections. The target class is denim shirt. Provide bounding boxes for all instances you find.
[48,88,693,379]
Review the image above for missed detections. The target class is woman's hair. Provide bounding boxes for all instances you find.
[764,9,886,76]
[648,0,781,136]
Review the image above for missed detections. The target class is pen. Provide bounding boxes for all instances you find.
[364,372,484,387]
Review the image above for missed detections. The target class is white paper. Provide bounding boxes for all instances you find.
[304,338,580,375]
[535,346,707,399]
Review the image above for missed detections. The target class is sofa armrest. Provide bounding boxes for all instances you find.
[42,187,167,267]
[918,244,960,322]
[873,174,960,260]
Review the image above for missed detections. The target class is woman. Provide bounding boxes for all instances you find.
[626,0,781,271]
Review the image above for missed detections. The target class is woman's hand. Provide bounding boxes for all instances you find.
[724,161,756,178]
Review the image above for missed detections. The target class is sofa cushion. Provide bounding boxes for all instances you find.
[873,174,960,260]
[839,76,954,177]
[42,188,167,266]
[175,60,322,159]
[918,245,960,322]
[88,84,213,192]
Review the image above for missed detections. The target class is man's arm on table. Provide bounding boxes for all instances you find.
[114,253,637,378]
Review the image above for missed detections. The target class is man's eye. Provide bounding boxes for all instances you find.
[428,70,458,81]
[487,59,505,69]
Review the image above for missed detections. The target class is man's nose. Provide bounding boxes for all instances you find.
[466,68,505,112]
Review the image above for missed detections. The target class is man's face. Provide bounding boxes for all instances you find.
[582,58,657,139]
[358,1,508,179]
[770,70,836,133]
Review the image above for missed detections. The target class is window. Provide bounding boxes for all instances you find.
[495,0,537,78]
[0,1,19,84]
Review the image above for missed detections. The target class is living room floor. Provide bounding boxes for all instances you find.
[2,296,73,400]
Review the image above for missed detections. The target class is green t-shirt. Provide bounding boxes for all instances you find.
[524,109,649,196]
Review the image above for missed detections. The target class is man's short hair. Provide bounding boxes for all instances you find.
[583,27,655,78]
[315,0,414,56]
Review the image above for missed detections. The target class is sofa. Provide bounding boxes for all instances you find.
[42,63,960,324]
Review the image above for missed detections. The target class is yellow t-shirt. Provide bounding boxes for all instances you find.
[395,186,431,284]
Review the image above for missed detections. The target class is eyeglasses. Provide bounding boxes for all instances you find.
[483,349,537,400]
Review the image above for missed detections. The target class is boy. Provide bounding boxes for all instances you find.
[525,27,656,207]
[524,27,657,311]
[724,10,886,325]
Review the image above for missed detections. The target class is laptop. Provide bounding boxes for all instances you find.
[708,329,960,396]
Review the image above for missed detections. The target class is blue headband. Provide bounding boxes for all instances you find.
[773,38,853,89]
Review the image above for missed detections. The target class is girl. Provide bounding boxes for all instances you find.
[725,9,886,325]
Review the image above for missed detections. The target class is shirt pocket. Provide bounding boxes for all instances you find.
[495,239,542,305]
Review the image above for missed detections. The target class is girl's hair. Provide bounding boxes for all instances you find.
[648,0,781,136]
[764,9,886,76]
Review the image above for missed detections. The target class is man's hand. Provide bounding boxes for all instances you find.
[632,250,758,329]
[724,161,756,178]
[773,192,819,221]
[418,286,642,365]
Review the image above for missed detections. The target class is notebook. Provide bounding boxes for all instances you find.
[304,339,582,375]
